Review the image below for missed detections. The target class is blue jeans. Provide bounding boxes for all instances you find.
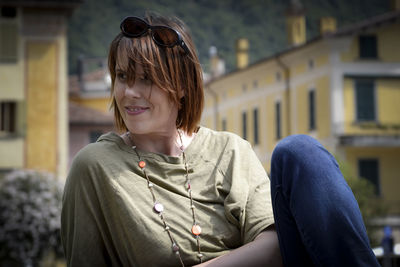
[270,135,380,266]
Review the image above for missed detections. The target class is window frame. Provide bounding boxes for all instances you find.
[0,101,17,135]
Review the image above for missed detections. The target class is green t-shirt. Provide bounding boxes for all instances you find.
[61,127,274,267]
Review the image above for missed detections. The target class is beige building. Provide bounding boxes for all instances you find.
[202,2,400,220]
[0,1,81,178]
[68,61,114,166]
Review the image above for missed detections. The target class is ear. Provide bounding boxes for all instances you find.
[178,88,185,99]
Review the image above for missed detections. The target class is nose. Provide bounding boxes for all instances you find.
[124,81,142,98]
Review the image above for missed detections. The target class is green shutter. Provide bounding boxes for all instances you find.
[0,22,18,62]
[355,79,375,121]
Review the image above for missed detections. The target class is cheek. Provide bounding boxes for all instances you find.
[113,84,125,104]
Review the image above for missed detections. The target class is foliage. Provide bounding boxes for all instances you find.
[67,0,389,74]
[338,158,388,246]
[0,170,64,267]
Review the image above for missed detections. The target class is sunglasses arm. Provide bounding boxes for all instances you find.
[180,40,191,55]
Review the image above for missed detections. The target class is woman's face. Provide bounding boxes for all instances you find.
[113,63,179,137]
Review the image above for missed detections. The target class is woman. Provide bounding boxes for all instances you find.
[61,13,378,267]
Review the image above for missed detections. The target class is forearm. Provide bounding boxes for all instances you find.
[193,226,283,267]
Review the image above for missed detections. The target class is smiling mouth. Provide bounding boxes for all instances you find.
[125,106,149,115]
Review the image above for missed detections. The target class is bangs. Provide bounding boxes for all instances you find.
[115,36,175,99]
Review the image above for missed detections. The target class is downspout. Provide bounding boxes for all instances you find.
[276,56,291,135]
[205,84,219,131]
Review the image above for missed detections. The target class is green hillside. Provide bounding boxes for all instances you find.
[67,0,390,74]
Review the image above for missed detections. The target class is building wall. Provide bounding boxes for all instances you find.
[26,41,58,173]
[0,9,25,169]
[203,17,400,213]
[344,146,400,213]
[343,77,400,135]
[70,96,110,113]
[341,23,400,62]
[0,6,71,178]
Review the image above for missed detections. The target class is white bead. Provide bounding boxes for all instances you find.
[154,203,164,213]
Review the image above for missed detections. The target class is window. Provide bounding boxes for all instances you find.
[242,111,247,140]
[276,72,281,82]
[359,35,377,59]
[253,108,259,145]
[0,7,18,62]
[89,131,103,143]
[1,7,17,18]
[358,159,380,195]
[309,90,316,130]
[253,80,258,89]
[221,118,227,131]
[275,101,281,140]
[355,79,375,122]
[308,59,314,70]
[0,102,16,134]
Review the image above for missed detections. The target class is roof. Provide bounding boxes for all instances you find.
[205,10,400,85]
[69,102,114,126]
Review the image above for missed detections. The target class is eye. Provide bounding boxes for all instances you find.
[139,73,152,84]
[116,72,127,81]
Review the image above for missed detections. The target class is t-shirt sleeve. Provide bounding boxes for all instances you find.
[61,150,110,266]
[242,148,275,244]
[223,138,275,244]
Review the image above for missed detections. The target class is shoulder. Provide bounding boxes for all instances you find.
[69,132,126,174]
[65,132,127,191]
[192,127,255,170]
[198,126,252,152]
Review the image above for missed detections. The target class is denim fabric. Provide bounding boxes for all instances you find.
[270,135,380,267]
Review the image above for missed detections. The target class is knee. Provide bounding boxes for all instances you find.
[272,134,321,163]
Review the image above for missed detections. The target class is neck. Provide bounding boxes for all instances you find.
[126,130,192,156]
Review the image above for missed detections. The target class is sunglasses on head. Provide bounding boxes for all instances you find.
[120,16,190,55]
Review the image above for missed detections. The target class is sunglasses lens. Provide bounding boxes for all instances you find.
[122,17,148,37]
[152,27,178,47]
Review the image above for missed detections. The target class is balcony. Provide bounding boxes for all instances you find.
[337,121,400,146]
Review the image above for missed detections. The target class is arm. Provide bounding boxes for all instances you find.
[193,225,283,267]
[61,152,109,266]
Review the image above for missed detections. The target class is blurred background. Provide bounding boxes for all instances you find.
[0,0,399,266]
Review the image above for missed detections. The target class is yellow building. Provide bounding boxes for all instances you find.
[0,1,81,178]
[202,6,400,217]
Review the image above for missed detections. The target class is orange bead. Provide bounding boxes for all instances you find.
[138,161,146,169]
[191,224,201,236]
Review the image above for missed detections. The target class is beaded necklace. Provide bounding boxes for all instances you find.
[127,131,203,267]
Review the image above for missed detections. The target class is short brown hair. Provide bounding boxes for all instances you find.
[108,13,204,134]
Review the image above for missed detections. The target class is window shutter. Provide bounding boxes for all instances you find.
[355,79,375,121]
[0,22,18,62]
[358,159,380,195]
[359,35,377,59]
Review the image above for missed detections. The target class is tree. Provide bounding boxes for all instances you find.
[338,158,388,246]
[0,170,63,267]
